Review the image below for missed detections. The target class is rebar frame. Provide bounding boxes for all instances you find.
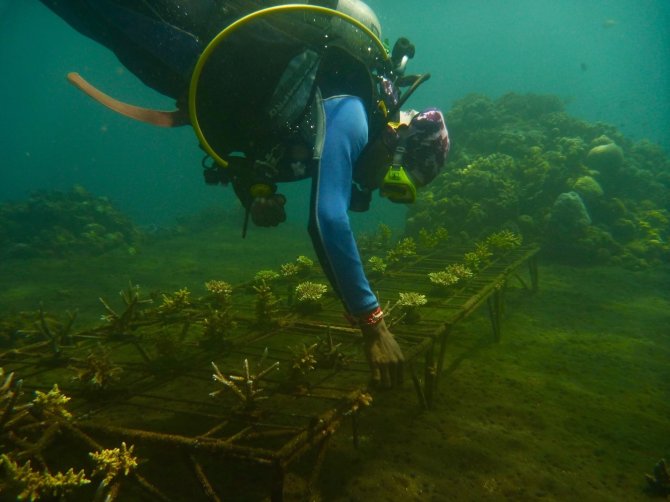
[0,244,538,500]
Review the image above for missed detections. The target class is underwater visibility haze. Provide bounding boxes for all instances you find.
[0,1,668,500]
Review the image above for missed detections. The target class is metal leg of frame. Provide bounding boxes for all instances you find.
[487,289,502,343]
[434,324,452,392]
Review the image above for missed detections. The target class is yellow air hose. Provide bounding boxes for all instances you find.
[188,3,389,168]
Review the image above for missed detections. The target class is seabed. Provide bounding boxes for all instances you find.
[0,221,668,501]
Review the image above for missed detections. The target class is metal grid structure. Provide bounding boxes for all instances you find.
[0,243,538,501]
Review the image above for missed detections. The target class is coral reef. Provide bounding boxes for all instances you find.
[407,92,669,267]
[0,185,140,258]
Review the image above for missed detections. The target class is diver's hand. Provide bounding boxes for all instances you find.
[250,194,286,227]
[361,318,404,388]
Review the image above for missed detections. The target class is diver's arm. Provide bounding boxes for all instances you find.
[308,96,377,315]
[308,95,404,387]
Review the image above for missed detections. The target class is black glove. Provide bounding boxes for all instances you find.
[250,194,287,227]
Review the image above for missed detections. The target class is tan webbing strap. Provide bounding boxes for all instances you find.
[67,72,190,128]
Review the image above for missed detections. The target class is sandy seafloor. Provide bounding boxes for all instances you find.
[1,218,668,501]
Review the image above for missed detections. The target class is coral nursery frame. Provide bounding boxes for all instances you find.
[0,242,538,500]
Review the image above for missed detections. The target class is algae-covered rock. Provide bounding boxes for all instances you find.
[547,191,592,232]
[572,175,604,201]
[0,185,141,258]
[585,141,624,171]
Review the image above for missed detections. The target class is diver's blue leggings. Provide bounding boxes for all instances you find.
[308,96,379,316]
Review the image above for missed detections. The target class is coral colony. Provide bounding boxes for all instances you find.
[89,442,139,487]
[210,353,280,411]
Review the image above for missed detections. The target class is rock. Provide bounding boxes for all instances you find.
[547,191,591,231]
[572,175,604,201]
[585,142,624,171]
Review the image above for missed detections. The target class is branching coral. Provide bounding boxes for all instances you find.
[428,263,474,289]
[392,292,428,324]
[0,454,90,501]
[99,282,152,336]
[0,368,29,432]
[0,367,17,407]
[315,333,348,369]
[210,353,279,411]
[397,292,428,308]
[204,280,233,305]
[288,343,318,380]
[357,223,393,254]
[295,255,314,271]
[280,262,300,278]
[280,256,313,280]
[367,256,387,275]
[294,281,327,307]
[158,288,192,314]
[70,345,122,391]
[464,242,493,272]
[485,230,523,252]
[418,226,449,248]
[428,270,460,288]
[31,384,72,420]
[349,392,373,414]
[645,458,670,497]
[35,306,77,355]
[254,270,280,283]
[201,307,236,347]
[386,237,417,264]
[89,442,138,486]
[253,282,280,329]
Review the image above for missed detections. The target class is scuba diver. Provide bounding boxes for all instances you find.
[38,0,450,388]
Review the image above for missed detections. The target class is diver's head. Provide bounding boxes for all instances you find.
[379,109,451,204]
[335,0,382,39]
